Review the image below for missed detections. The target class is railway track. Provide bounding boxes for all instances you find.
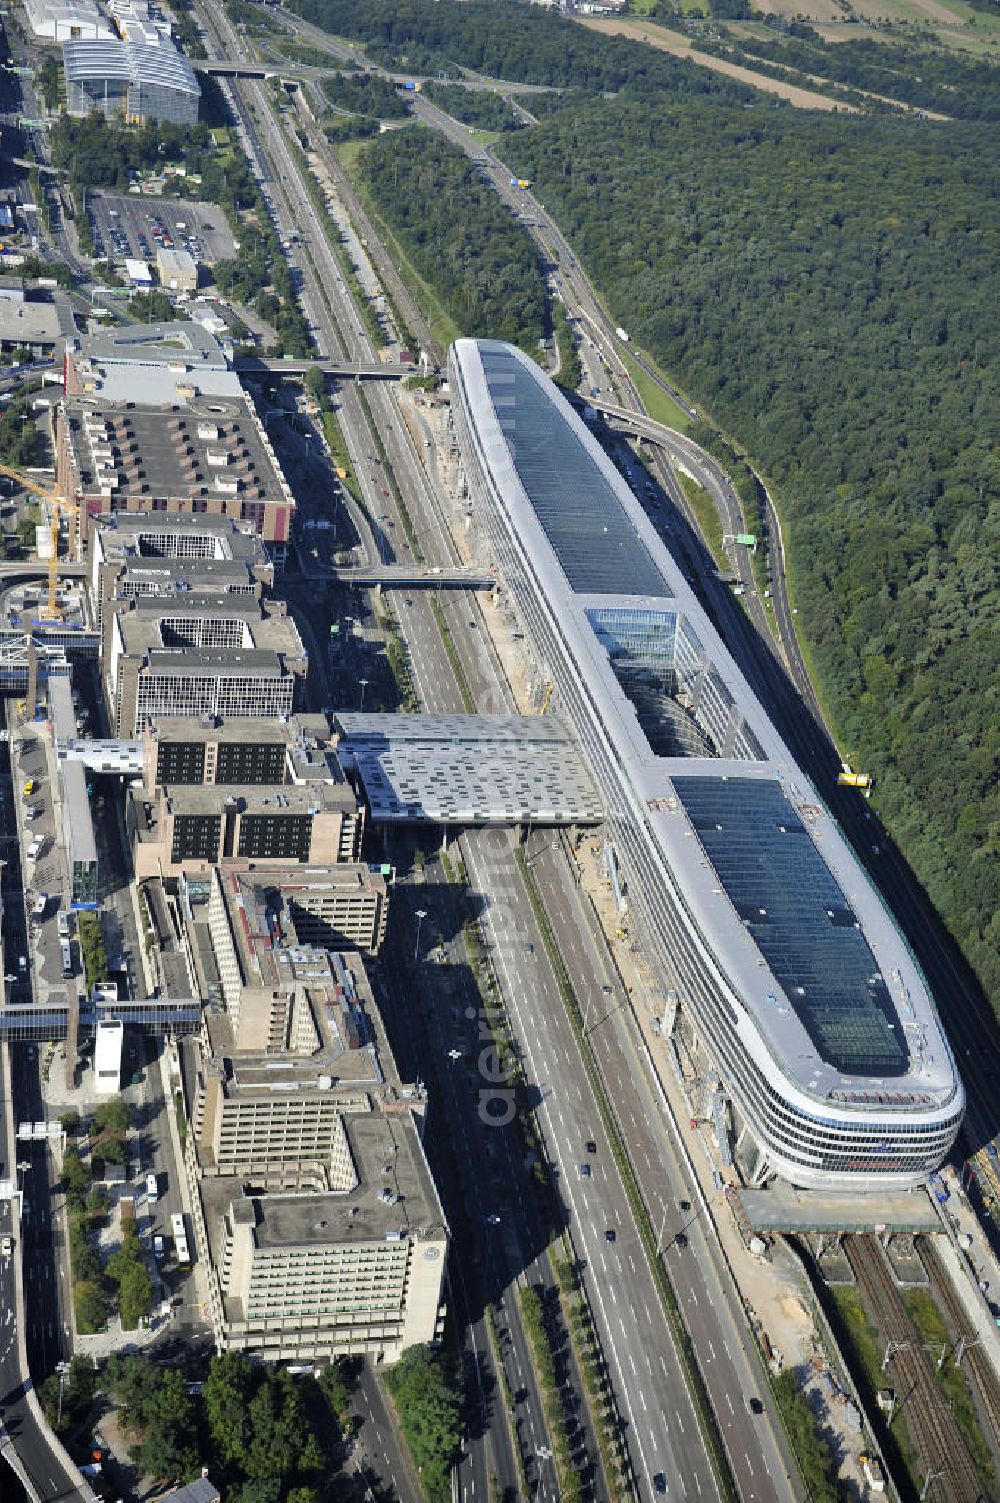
[846,1235,986,1503]
[919,1236,1000,1452]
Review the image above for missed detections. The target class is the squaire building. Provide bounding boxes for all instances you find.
[449,338,963,1191]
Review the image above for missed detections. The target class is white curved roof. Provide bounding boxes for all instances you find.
[452,337,960,1113]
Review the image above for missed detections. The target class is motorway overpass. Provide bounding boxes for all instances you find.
[332,564,497,590]
[234,355,416,379]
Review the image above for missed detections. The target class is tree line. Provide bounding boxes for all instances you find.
[714,22,1000,120]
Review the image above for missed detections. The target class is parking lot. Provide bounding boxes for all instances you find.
[87,189,235,269]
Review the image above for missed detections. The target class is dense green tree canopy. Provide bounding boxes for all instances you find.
[322,70,409,119]
[384,1346,462,1503]
[358,128,547,352]
[288,0,754,100]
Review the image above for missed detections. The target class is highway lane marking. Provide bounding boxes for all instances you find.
[744,1452,753,1475]
[725,1393,733,1414]
[675,1407,685,1435]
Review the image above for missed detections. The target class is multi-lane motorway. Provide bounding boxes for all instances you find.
[187,6,809,1496]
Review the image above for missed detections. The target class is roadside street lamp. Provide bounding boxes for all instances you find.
[413,909,428,963]
[358,678,369,711]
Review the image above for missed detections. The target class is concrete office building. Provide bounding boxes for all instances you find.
[89,512,273,659]
[107,594,306,737]
[131,778,361,879]
[207,865,389,1026]
[128,712,362,878]
[181,951,446,1362]
[58,323,294,547]
[450,337,963,1193]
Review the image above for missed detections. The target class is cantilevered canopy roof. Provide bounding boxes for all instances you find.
[336,713,603,826]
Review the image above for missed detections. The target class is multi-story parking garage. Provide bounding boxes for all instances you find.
[449,337,963,1192]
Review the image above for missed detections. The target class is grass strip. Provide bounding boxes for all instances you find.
[429,593,475,712]
[552,1239,634,1497]
[519,1285,587,1503]
[679,471,730,573]
[375,601,418,710]
[443,850,634,1502]
[514,845,739,1503]
[483,1304,530,1499]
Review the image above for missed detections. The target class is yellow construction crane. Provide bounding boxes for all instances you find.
[539,682,555,715]
[0,462,79,620]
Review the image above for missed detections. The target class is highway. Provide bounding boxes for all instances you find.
[190,4,565,1499]
[188,8,808,1495]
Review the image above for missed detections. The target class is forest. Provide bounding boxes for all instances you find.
[508,99,999,1000]
[713,25,1000,120]
[288,0,755,100]
[321,69,409,119]
[421,80,522,131]
[358,127,547,352]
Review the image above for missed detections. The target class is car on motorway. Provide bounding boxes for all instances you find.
[605,1228,616,1244]
[653,1475,667,1495]
[745,1395,764,1415]
[0,1235,11,1256]
[486,1214,501,1226]
[586,1139,597,1154]
[578,1163,592,1180]
[674,1232,688,1248]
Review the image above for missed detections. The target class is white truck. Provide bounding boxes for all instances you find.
[615,326,630,343]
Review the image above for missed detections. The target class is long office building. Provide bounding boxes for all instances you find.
[449,338,963,1192]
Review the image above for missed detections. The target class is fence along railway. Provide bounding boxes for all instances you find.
[846,1235,987,1503]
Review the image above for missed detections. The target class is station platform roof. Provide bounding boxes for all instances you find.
[737,1183,940,1234]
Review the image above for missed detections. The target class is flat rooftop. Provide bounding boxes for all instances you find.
[335,712,603,825]
[737,1183,940,1234]
[0,294,76,346]
[199,1107,444,1253]
[159,781,351,819]
[68,320,231,389]
[64,392,288,512]
[149,712,331,746]
[115,597,305,668]
[94,511,268,560]
[200,950,402,1085]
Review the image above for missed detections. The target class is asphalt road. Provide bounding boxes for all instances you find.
[200,35,801,1494]
[189,8,559,1500]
